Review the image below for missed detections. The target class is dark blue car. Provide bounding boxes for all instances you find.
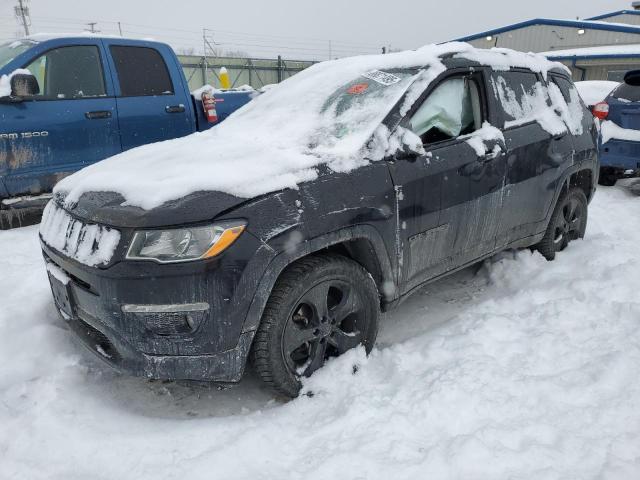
[596,70,640,186]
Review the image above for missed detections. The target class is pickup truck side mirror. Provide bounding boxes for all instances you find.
[11,73,40,97]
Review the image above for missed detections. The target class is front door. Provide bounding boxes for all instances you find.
[390,70,507,293]
[1,43,120,196]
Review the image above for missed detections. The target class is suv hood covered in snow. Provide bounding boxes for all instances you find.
[53,189,246,229]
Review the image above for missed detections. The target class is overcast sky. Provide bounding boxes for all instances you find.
[0,0,633,59]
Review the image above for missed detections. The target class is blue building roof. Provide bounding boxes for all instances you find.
[456,18,640,43]
[587,10,640,21]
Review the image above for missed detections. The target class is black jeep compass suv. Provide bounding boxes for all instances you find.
[40,45,598,397]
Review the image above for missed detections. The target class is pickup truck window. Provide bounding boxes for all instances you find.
[24,45,106,100]
[110,46,174,97]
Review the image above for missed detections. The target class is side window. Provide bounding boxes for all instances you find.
[550,75,586,109]
[110,46,174,97]
[409,75,483,145]
[489,71,546,128]
[24,46,106,100]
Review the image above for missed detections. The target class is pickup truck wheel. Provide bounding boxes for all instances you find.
[536,188,588,261]
[251,254,379,398]
[598,174,618,187]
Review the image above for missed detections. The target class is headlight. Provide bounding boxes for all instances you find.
[126,221,246,263]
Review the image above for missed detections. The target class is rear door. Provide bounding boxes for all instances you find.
[104,42,194,151]
[490,70,574,247]
[390,69,507,293]
[2,42,119,196]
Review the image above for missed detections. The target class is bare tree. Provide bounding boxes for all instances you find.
[224,49,250,58]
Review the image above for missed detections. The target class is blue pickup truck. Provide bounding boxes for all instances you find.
[0,35,254,228]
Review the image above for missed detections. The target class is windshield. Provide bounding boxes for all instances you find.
[304,69,418,154]
[611,82,640,102]
[0,40,35,70]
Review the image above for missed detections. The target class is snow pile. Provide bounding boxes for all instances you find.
[39,202,121,267]
[191,84,255,100]
[575,80,618,106]
[542,43,640,59]
[0,68,30,97]
[601,119,640,144]
[54,43,568,211]
[462,122,505,156]
[457,47,570,78]
[2,188,640,478]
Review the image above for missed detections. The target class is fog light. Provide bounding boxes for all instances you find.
[122,303,209,336]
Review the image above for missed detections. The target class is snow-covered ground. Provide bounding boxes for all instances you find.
[2,184,640,479]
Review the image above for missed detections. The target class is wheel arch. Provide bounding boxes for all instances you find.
[241,225,396,335]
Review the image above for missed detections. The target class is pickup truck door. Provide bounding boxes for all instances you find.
[103,41,195,151]
[1,42,120,196]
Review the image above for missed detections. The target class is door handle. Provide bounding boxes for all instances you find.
[165,104,186,113]
[481,149,503,162]
[85,110,112,120]
[553,131,568,141]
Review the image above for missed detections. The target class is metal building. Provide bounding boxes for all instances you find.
[455,4,640,81]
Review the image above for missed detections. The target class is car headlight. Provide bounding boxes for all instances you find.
[126,221,246,263]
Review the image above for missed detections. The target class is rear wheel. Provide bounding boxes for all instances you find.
[251,254,379,398]
[536,188,588,261]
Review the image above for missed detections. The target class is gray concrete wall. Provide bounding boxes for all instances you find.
[466,24,640,52]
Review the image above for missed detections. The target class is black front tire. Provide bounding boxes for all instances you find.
[251,254,380,398]
[536,188,588,261]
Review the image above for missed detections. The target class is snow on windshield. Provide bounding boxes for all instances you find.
[54,43,567,211]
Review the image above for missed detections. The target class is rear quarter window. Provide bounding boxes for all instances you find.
[110,46,174,97]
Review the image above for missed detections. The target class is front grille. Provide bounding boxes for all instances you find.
[39,202,121,267]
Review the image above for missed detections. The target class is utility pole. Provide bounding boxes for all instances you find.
[202,28,219,83]
[14,0,31,37]
[203,28,208,83]
[117,22,123,37]
[85,22,99,33]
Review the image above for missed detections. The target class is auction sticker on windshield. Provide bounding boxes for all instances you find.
[362,70,401,86]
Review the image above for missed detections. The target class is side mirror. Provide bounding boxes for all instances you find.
[10,73,39,98]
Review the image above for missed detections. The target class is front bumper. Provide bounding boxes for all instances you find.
[41,227,273,383]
